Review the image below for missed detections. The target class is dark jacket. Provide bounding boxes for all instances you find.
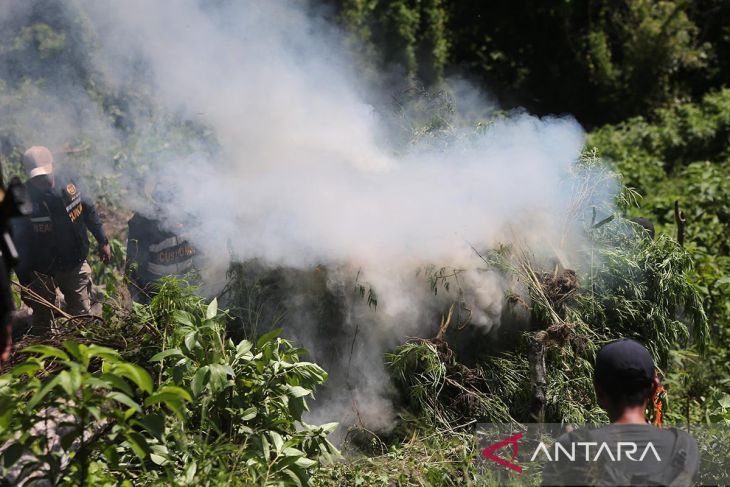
[14,176,107,281]
[126,213,196,292]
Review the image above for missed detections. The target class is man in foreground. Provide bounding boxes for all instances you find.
[541,338,699,486]
[14,146,111,334]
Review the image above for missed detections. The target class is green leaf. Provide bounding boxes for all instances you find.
[87,405,102,421]
[283,447,304,457]
[150,453,169,465]
[294,457,317,469]
[270,431,284,453]
[158,385,192,402]
[256,328,282,349]
[103,444,120,467]
[108,391,142,412]
[593,214,615,229]
[113,363,153,394]
[317,422,339,434]
[99,373,134,396]
[206,298,218,320]
[63,341,88,366]
[86,344,122,361]
[173,310,195,327]
[149,348,184,362]
[209,364,231,391]
[28,374,62,409]
[0,406,13,430]
[185,461,197,484]
[287,385,312,398]
[281,466,305,487]
[134,414,165,439]
[718,394,730,409]
[184,332,198,353]
[190,366,210,397]
[125,431,151,459]
[10,361,41,377]
[240,407,257,421]
[261,434,270,459]
[144,386,192,417]
[236,340,253,357]
[57,370,81,396]
[22,345,69,361]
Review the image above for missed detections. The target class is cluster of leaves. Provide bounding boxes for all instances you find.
[0,281,338,486]
[334,0,450,86]
[0,341,188,485]
[143,295,338,485]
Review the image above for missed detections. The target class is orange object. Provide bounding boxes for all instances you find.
[652,384,666,427]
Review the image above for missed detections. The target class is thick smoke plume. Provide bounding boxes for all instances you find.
[2,0,614,433]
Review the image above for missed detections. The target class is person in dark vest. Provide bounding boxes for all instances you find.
[125,179,197,303]
[13,146,111,334]
[541,339,698,486]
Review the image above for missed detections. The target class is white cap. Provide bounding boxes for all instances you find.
[23,146,54,178]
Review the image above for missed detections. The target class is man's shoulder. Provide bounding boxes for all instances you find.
[53,172,91,199]
[667,427,699,459]
[60,180,82,199]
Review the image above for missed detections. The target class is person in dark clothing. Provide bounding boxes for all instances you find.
[541,339,699,486]
[125,213,197,303]
[13,146,111,333]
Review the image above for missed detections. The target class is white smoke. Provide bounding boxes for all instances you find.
[83,0,585,261]
[3,0,613,433]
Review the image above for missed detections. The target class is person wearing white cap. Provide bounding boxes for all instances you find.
[13,146,111,333]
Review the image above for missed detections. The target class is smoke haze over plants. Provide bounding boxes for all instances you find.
[1,0,616,432]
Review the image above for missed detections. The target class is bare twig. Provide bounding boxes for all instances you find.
[674,200,686,247]
[12,280,72,320]
[436,303,454,340]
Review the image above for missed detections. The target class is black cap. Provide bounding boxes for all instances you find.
[594,339,655,392]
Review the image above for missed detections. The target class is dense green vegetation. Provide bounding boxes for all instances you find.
[1,0,729,485]
[1,283,337,485]
[331,0,730,126]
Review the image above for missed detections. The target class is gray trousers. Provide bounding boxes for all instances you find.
[22,261,93,333]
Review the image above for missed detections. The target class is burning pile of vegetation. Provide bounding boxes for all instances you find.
[386,211,709,432]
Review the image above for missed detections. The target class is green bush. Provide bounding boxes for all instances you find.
[0,281,338,486]
[0,341,189,485]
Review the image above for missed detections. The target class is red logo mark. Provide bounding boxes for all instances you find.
[481,432,523,473]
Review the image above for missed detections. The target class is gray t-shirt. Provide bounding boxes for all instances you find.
[541,424,698,486]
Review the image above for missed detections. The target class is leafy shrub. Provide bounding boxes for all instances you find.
[0,341,189,485]
[0,281,338,486]
[147,297,338,485]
